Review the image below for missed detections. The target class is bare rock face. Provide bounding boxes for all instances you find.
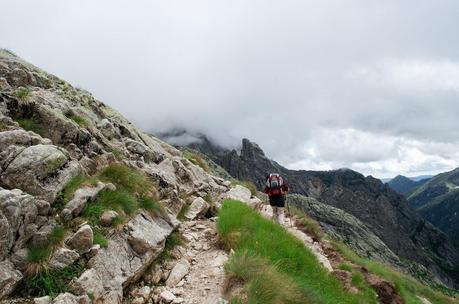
[0,187,50,262]
[222,185,252,204]
[71,269,104,301]
[67,225,93,254]
[166,259,190,287]
[224,185,251,200]
[100,210,119,226]
[52,292,90,304]
[127,213,174,255]
[61,181,116,222]
[49,248,80,270]
[34,296,51,304]
[97,118,119,140]
[0,129,51,151]
[184,197,209,220]
[0,144,82,202]
[0,259,23,299]
[77,212,175,303]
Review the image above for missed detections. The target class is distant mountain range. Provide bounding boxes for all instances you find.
[387,175,431,196]
[407,168,459,243]
[159,131,459,288]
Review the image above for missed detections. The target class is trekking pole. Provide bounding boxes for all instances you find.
[286,193,293,228]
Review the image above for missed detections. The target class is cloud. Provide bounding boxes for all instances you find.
[2,0,459,178]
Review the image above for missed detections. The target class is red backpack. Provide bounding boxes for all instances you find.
[266,173,284,196]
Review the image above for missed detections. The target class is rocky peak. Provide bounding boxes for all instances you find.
[240,138,266,159]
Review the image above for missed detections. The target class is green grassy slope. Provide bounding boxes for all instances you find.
[217,200,378,304]
[217,199,458,304]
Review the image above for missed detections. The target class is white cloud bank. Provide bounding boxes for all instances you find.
[2,0,459,178]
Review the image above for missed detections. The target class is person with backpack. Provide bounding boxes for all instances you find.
[264,173,290,225]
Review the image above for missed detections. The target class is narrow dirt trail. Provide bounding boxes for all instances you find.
[179,219,228,304]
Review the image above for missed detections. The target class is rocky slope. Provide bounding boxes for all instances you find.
[165,132,459,289]
[0,50,234,303]
[387,175,430,197]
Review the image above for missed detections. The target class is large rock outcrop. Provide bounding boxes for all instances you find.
[0,50,231,301]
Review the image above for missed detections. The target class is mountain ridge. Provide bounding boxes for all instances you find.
[387,175,430,197]
[160,131,459,289]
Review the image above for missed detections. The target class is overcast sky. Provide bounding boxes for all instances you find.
[2,0,459,178]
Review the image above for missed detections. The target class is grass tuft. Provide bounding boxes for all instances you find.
[184,151,209,172]
[54,174,98,208]
[177,204,190,221]
[156,231,183,263]
[290,207,323,241]
[93,232,108,248]
[97,189,138,216]
[99,164,154,196]
[15,117,44,135]
[15,87,30,100]
[339,263,353,272]
[24,246,52,277]
[138,196,162,215]
[17,263,84,298]
[64,110,88,128]
[48,226,66,247]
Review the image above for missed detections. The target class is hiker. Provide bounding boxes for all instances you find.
[264,173,289,225]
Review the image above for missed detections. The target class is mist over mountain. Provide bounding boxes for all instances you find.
[3,1,459,178]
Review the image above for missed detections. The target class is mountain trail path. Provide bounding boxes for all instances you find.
[139,202,355,304]
[178,218,228,304]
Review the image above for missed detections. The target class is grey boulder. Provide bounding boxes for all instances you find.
[0,144,81,202]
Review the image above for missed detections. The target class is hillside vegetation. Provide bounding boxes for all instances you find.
[217,200,378,304]
[217,199,458,304]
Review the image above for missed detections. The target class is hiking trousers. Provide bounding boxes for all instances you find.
[272,206,285,225]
